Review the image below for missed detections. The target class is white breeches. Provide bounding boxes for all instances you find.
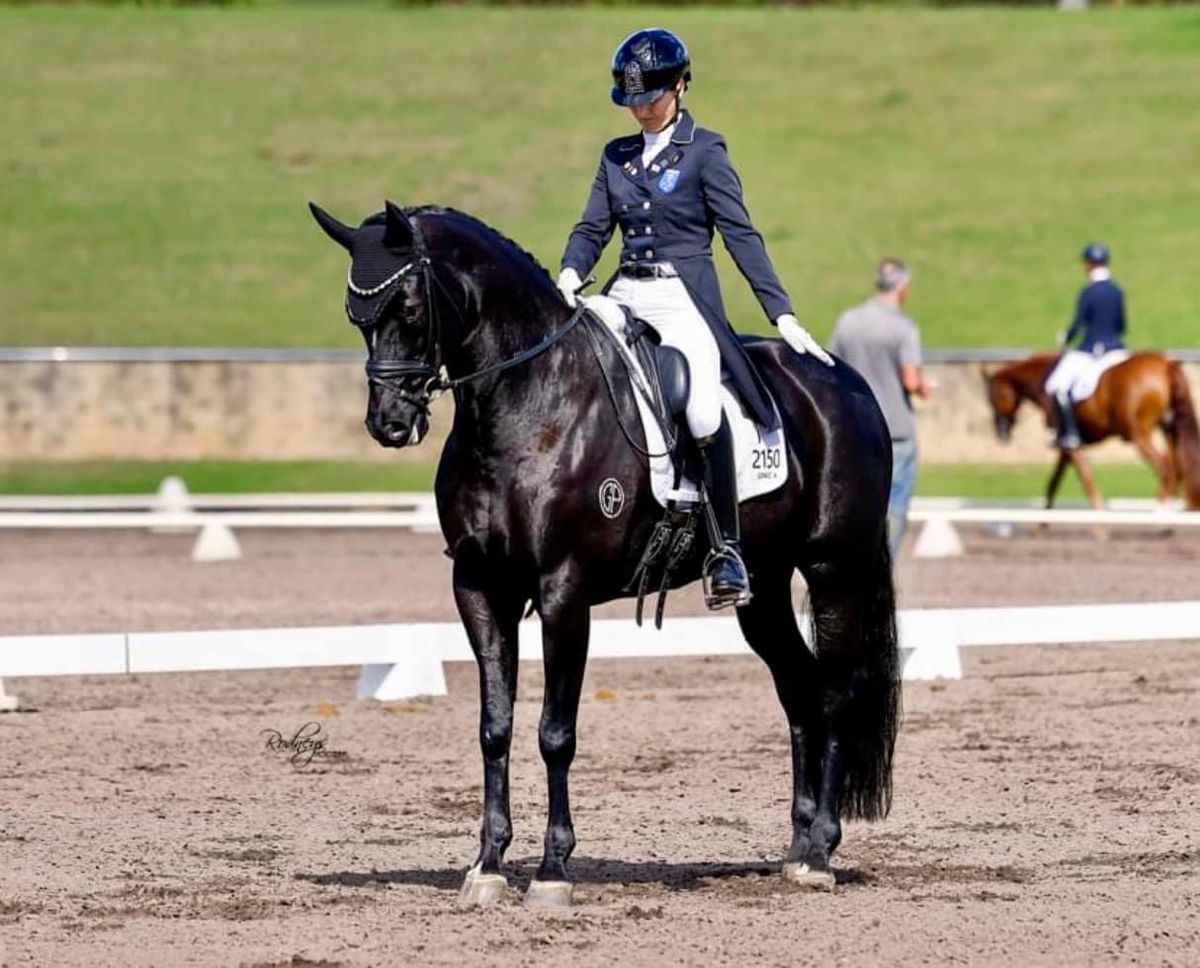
[608,274,723,439]
[1045,349,1128,402]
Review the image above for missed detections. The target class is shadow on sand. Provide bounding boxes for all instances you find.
[297,856,868,892]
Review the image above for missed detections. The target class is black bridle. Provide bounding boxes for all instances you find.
[349,218,588,415]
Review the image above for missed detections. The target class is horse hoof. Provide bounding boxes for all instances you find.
[782,862,836,892]
[524,879,573,909]
[458,864,508,907]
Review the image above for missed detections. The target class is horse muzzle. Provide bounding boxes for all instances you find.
[994,416,1013,442]
[366,410,429,449]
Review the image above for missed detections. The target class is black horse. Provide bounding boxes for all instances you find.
[311,200,900,906]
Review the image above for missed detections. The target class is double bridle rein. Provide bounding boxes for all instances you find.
[349,222,588,415]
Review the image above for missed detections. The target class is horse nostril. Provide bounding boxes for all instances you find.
[382,421,409,442]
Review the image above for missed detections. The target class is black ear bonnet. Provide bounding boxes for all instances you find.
[343,213,428,327]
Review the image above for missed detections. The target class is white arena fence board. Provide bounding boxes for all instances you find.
[0,634,127,677]
[0,510,441,530]
[0,489,1193,533]
[0,492,437,512]
[2,603,1199,705]
[907,507,1200,527]
[126,623,473,673]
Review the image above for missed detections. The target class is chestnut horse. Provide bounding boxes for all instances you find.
[984,352,1200,509]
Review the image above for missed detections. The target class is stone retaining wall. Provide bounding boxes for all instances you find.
[2,358,1196,463]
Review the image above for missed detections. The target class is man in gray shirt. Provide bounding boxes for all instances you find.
[828,258,933,558]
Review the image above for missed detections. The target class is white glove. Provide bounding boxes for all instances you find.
[776,314,834,367]
[557,267,582,308]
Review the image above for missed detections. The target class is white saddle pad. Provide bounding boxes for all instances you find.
[582,295,788,508]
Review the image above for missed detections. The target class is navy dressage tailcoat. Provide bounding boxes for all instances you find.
[1066,277,1126,355]
[561,110,791,429]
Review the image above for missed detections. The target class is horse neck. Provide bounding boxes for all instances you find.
[441,263,595,455]
[1005,359,1053,404]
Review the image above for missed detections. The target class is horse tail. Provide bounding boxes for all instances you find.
[1166,361,1200,509]
[833,537,902,822]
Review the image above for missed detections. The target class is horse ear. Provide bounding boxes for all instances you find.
[308,202,355,252]
[980,363,996,383]
[383,200,415,250]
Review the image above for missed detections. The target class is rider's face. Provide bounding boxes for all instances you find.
[629,84,682,133]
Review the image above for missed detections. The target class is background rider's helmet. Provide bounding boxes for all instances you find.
[610,28,691,108]
[1081,242,1110,265]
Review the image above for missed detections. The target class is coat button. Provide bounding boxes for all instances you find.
[642,201,651,210]
[645,227,653,235]
[646,249,654,258]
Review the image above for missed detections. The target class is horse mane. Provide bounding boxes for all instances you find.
[404,205,556,289]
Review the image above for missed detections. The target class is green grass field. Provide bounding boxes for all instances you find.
[0,458,1164,500]
[2,7,1199,349]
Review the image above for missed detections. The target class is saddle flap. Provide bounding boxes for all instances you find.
[617,306,690,421]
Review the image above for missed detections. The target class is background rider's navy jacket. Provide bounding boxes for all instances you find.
[561,110,790,429]
[1066,278,1126,355]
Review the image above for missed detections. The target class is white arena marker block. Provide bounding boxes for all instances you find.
[357,650,447,701]
[191,522,242,562]
[912,517,965,559]
[0,678,20,712]
[899,612,962,681]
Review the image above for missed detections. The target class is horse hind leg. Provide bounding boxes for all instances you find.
[796,542,901,885]
[734,571,828,889]
[1134,430,1175,503]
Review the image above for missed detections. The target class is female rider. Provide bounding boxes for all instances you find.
[558,27,832,609]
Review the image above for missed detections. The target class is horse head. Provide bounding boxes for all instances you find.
[311,200,571,450]
[982,364,1019,442]
[982,355,1059,442]
[309,200,454,448]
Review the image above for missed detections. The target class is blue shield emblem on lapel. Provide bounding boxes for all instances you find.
[658,169,681,194]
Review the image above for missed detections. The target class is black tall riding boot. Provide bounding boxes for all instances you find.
[1054,393,1082,451]
[695,415,752,609]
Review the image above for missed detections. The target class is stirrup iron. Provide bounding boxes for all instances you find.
[701,546,752,610]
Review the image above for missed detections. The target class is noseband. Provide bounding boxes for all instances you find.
[350,216,588,415]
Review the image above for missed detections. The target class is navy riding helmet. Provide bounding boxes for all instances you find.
[610,28,691,107]
[1082,242,1110,265]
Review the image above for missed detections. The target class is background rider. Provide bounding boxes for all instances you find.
[1044,243,1127,451]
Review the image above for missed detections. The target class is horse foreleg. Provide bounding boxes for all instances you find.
[527,568,590,908]
[1045,451,1070,510]
[453,562,522,907]
[734,572,824,885]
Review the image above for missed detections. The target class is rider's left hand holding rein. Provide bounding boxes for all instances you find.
[776,314,835,367]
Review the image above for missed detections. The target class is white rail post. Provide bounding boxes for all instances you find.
[912,517,965,559]
[0,678,20,712]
